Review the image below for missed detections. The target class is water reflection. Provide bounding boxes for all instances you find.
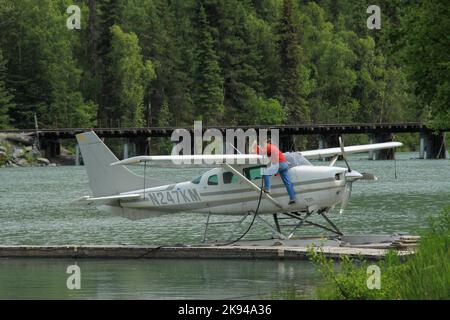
[0,258,321,300]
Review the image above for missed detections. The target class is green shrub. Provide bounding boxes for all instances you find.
[308,206,450,300]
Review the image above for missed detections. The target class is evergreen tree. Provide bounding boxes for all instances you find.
[97,0,124,125]
[193,3,224,125]
[78,0,102,108]
[0,49,14,129]
[202,0,263,124]
[0,0,443,133]
[0,0,95,128]
[122,0,194,126]
[402,0,450,129]
[108,25,156,127]
[246,10,280,98]
[278,0,310,124]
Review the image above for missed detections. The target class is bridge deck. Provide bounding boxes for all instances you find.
[0,122,439,139]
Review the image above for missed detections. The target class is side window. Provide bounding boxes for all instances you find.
[207,174,219,186]
[223,172,238,184]
[244,166,263,180]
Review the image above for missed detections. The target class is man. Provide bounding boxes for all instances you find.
[251,139,296,205]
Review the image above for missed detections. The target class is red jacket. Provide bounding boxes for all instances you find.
[256,144,286,164]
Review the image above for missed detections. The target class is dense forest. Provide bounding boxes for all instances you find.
[0,0,448,131]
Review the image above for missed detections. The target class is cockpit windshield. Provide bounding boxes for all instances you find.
[284,152,313,167]
[191,175,202,184]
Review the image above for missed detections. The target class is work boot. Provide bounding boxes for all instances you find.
[263,189,271,194]
[288,200,296,205]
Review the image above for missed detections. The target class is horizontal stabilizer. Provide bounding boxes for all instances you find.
[76,194,142,204]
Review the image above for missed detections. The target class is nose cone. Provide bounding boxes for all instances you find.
[345,170,363,181]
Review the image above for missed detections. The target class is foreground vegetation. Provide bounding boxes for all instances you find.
[307,206,450,300]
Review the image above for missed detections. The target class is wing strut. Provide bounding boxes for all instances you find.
[224,164,283,209]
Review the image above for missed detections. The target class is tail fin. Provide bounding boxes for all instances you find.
[76,131,144,197]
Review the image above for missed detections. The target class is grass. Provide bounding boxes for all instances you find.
[307,206,450,300]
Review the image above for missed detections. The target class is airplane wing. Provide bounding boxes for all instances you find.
[111,154,269,166]
[76,194,142,204]
[111,142,403,164]
[300,142,403,159]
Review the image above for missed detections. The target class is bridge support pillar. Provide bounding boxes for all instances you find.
[40,139,61,159]
[280,136,296,152]
[369,136,375,160]
[135,137,149,156]
[318,135,328,161]
[75,144,81,166]
[419,132,426,159]
[123,140,129,159]
[369,133,395,160]
[315,134,339,161]
[420,131,446,159]
[318,135,327,149]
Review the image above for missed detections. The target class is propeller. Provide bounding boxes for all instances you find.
[336,136,376,213]
[339,136,351,172]
[338,136,351,213]
[337,136,377,180]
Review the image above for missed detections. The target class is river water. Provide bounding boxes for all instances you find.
[0,153,449,299]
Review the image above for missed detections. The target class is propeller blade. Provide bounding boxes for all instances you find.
[339,136,351,172]
[339,182,353,214]
[361,172,378,181]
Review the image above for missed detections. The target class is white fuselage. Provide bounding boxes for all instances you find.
[101,165,350,220]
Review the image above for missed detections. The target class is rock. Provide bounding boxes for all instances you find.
[30,148,41,157]
[0,151,6,165]
[12,147,25,158]
[48,163,57,167]
[5,133,34,146]
[0,145,6,152]
[17,158,28,166]
[37,157,50,165]
[24,146,33,152]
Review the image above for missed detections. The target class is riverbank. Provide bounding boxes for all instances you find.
[0,133,51,167]
[0,133,77,167]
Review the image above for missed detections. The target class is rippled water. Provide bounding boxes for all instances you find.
[0,153,449,299]
[1,153,448,245]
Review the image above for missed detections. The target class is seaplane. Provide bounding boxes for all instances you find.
[75,131,402,241]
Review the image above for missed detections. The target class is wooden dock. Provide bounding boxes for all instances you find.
[0,236,417,261]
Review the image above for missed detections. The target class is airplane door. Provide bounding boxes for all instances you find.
[202,172,221,213]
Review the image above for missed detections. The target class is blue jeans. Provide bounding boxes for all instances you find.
[263,162,296,200]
